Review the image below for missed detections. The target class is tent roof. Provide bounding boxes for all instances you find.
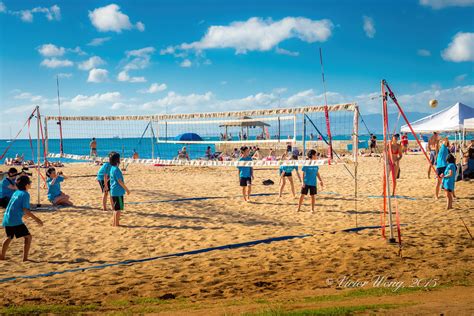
[219,116,270,127]
[401,102,474,133]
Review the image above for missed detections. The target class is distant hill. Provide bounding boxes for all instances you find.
[357,112,430,135]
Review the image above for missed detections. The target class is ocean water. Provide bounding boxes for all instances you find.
[0,133,462,164]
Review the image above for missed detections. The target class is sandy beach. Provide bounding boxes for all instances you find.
[0,154,472,315]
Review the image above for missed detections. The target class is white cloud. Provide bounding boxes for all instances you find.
[441,32,474,62]
[275,47,299,57]
[37,43,65,57]
[136,21,145,32]
[40,58,73,68]
[57,73,72,79]
[362,16,376,38]
[20,10,33,22]
[138,83,167,94]
[14,92,45,102]
[117,47,155,82]
[78,56,106,70]
[87,37,111,46]
[419,0,474,9]
[117,70,146,83]
[163,17,333,55]
[142,91,215,111]
[417,49,431,57]
[62,92,121,110]
[0,2,6,13]
[180,59,192,67]
[7,5,60,22]
[88,4,144,33]
[68,46,87,56]
[455,73,468,82]
[87,68,109,83]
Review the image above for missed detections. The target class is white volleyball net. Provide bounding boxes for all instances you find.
[44,103,358,166]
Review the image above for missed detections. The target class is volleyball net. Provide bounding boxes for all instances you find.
[44,103,358,166]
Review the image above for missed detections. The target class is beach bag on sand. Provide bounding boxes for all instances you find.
[262,179,274,186]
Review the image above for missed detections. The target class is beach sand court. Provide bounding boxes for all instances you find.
[0,155,472,315]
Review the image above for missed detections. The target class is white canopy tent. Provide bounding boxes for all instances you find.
[401,102,474,133]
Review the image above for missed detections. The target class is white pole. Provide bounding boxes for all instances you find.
[150,120,154,159]
[36,106,41,207]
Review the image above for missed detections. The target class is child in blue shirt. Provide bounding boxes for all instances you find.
[0,167,18,208]
[278,154,302,199]
[109,152,130,227]
[435,137,449,199]
[441,154,457,210]
[1,175,43,261]
[297,150,324,213]
[237,146,253,202]
[46,167,73,206]
[97,153,114,211]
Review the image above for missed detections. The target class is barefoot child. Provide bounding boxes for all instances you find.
[109,152,130,227]
[279,154,302,198]
[1,175,43,261]
[441,154,457,210]
[237,146,253,202]
[435,137,449,199]
[46,168,73,206]
[297,150,323,212]
[97,153,114,211]
[0,168,18,208]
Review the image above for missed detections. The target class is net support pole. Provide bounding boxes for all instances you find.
[293,114,297,143]
[36,106,41,207]
[150,120,154,160]
[302,113,307,157]
[381,81,395,243]
[278,117,281,142]
[44,117,49,158]
[353,105,359,162]
[353,105,359,227]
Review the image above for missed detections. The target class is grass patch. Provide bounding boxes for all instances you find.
[246,303,406,315]
[0,304,98,315]
[108,299,130,307]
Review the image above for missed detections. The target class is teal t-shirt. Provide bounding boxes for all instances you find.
[279,165,298,175]
[109,166,125,197]
[442,163,456,191]
[97,162,111,181]
[302,166,319,186]
[47,176,64,202]
[1,177,16,198]
[2,190,30,226]
[237,156,253,178]
[436,144,448,168]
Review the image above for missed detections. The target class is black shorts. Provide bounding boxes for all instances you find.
[5,224,30,239]
[429,150,436,165]
[301,185,317,195]
[283,172,292,177]
[239,177,252,187]
[436,166,446,176]
[370,141,376,148]
[112,196,124,211]
[98,180,111,193]
[0,196,10,208]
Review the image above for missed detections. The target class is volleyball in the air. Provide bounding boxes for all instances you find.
[429,99,438,108]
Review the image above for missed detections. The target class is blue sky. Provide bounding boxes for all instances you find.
[0,0,473,138]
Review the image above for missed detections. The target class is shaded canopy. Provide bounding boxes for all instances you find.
[175,133,203,141]
[219,116,270,128]
[401,102,474,133]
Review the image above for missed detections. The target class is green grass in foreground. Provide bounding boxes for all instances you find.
[246,303,406,316]
[0,304,98,315]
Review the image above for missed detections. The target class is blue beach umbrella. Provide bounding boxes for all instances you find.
[175,133,203,141]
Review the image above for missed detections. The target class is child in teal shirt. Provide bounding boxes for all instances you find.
[1,175,43,261]
[237,146,253,202]
[279,154,301,198]
[109,152,130,227]
[442,154,456,210]
[297,150,324,213]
